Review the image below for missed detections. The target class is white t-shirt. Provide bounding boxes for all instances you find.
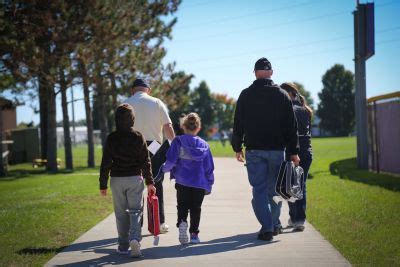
[124,92,172,143]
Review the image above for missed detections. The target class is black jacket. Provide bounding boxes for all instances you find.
[231,78,299,155]
[99,130,153,190]
[293,100,312,154]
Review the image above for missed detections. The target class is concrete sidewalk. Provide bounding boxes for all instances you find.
[46,158,350,266]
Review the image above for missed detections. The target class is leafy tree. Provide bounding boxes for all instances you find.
[212,93,236,131]
[0,1,81,171]
[189,81,214,137]
[163,71,194,123]
[292,82,314,109]
[1,0,181,171]
[317,64,355,136]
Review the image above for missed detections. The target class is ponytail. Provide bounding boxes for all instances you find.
[281,82,313,117]
[298,95,313,117]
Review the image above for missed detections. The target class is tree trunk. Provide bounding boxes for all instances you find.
[78,60,95,167]
[109,72,118,130]
[46,84,58,172]
[60,68,73,170]
[39,74,48,160]
[0,107,5,176]
[95,64,109,148]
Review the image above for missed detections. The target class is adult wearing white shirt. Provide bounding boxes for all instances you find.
[125,78,175,233]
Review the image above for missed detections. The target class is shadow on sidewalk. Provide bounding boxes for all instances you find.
[61,233,278,266]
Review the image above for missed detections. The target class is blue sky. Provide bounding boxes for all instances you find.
[11,0,400,124]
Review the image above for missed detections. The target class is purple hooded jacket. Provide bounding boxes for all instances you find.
[162,134,214,193]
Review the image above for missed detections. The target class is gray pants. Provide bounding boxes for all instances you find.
[110,176,144,250]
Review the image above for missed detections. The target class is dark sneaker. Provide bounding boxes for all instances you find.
[116,247,129,255]
[293,223,305,232]
[273,226,283,236]
[257,231,273,241]
[190,233,200,244]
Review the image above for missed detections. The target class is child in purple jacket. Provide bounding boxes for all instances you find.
[162,113,214,244]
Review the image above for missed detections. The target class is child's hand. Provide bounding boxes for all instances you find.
[100,189,107,196]
[147,184,156,195]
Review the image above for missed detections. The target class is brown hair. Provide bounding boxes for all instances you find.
[115,104,135,132]
[280,82,313,116]
[181,112,201,132]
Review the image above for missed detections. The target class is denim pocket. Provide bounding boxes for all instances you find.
[245,150,261,164]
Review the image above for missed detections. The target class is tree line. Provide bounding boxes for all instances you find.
[0,1,237,172]
[0,2,355,173]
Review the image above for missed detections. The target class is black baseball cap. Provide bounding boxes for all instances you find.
[254,57,272,71]
[132,78,150,89]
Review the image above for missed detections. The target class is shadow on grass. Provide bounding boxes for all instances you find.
[17,246,67,255]
[0,166,98,181]
[330,157,400,192]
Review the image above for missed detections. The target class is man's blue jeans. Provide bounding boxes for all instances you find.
[245,150,284,233]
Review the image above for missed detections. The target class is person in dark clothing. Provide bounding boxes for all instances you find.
[232,57,300,242]
[281,82,313,232]
[99,103,156,258]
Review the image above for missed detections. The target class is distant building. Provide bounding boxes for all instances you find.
[56,126,101,147]
[0,97,17,132]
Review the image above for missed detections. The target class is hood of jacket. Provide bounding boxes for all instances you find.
[177,134,210,161]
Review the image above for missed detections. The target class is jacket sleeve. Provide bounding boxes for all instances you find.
[162,137,180,173]
[231,91,245,152]
[282,94,299,156]
[138,134,154,185]
[204,149,215,185]
[99,136,113,190]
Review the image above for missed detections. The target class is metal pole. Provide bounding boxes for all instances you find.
[354,3,369,169]
[373,101,380,173]
[70,87,76,145]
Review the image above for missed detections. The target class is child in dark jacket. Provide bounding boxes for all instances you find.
[162,113,214,244]
[99,104,156,258]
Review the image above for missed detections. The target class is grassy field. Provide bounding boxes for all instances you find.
[307,138,400,266]
[1,137,399,266]
[0,169,112,266]
[57,141,233,168]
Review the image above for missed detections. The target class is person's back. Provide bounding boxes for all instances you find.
[162,113,214,244]
[102,130,150,177]
[280,82,313,232]
[99,104,155,258]
[231,57,299,242]
[125,91,169,144]
[237,79,297,153]
[123,78,175,234]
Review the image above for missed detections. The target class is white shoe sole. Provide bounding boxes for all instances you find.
[190,238,200,244]
[178,222,189,244]
[130,240,142,258]
[116,249,129,255]
[160,224,169,233]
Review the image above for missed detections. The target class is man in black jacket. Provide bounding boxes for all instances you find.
[232,57,300,241]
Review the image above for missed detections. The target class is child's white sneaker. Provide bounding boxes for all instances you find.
[160,223,169,233]
[178,221,188,244]
[129,239,142,258]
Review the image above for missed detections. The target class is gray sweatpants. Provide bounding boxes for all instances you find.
[110,176,144,250]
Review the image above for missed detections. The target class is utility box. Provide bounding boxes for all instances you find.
[9,128,40,164]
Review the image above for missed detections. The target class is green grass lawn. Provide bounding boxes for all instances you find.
[1,137,399,266]
[0,169,113,266]
[307,137,400,266]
